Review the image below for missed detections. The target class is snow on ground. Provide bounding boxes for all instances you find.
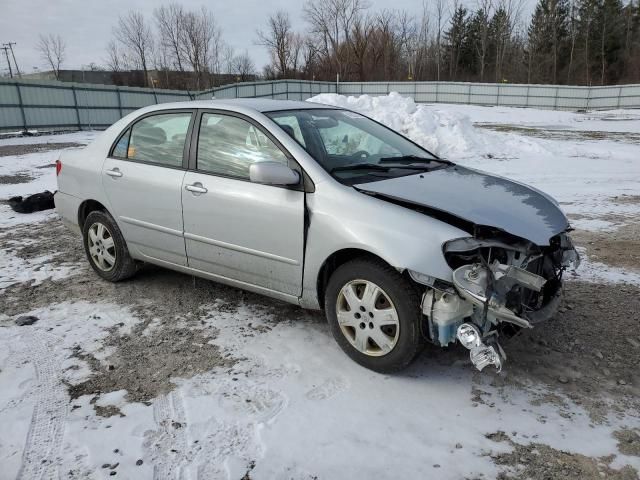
[1,100,639,478]
[0,130,97,146]
[438,104,640,133]
[0,131,97,228]
[2,298,639,479]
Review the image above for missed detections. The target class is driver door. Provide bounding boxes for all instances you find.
[181,111,305,297]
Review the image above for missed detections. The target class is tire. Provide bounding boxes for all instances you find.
[324,258,423,373]
[82,210,137,282]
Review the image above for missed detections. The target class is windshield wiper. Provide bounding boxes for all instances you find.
[379,155,437,164]
[330,161,442,174]
[329,163,392,174]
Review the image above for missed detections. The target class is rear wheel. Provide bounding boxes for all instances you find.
[324,258,423,372]
[82,210,137,282]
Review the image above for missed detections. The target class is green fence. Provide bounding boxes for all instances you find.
[1,78,638,132]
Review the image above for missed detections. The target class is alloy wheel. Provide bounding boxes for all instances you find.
[336,279,400,356]
[87,222,116,272]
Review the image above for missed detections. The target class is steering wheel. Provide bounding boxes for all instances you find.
[351,150,370,160]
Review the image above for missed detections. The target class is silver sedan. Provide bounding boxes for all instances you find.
[55,99,579,373]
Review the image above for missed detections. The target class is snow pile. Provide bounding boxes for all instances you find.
[308,92,493,159]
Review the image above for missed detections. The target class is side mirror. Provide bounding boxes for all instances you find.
[249,161,300,186]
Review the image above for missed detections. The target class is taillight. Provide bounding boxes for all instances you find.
[55,159,62,176]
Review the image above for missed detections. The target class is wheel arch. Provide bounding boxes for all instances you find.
[77,199,110,229]
[316,248,410,309]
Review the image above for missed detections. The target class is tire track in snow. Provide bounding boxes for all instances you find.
[15,330,68,480]
[150,390,191,480]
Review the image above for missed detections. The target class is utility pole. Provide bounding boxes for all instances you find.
[5,42,21,77]
[1,46,13,78]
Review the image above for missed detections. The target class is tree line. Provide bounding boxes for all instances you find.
[33,0,640,89]
[261,0,640,85]
[105,5,255,89]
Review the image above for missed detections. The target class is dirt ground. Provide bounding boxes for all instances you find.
[1,141,639,478]
[0,142,85,158]
[477,124,640,144]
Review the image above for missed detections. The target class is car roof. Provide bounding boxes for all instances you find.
[138,98,339,114]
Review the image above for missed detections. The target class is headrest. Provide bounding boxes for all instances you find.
[135,126,166,145]
[280,124,296,139]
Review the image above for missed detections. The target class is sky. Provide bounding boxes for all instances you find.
[0,0,535,77]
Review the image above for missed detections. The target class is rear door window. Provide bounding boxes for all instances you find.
[122,112,192,167]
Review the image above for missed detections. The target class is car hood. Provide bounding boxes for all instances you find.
[354,165,569,246]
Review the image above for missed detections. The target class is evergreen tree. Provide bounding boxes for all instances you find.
[528,0,570,83]
[444,5,470,80]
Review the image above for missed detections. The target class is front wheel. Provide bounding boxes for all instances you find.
[324,258,423,373]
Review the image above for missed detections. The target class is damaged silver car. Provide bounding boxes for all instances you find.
[55,99,579,373]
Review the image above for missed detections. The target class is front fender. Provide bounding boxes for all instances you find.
[300,185,468,309]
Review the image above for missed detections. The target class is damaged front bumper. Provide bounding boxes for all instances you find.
[422,233,580,372]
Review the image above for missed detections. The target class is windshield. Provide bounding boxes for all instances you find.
[265,108,448,185]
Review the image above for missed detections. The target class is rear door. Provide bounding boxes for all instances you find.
[102,110,194,265]
[181,110,305,296]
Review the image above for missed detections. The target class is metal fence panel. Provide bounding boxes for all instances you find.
[0,78,638,132]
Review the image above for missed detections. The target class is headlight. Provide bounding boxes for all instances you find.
[456,323,482,349]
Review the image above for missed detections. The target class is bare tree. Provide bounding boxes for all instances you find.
[349,14,374,80]
[105,40,125,72]
[231,50,256,81]
[154,3,186,71]
[221,43,236,75]
[435,0,446,81]
[180,7,220,88]
[304,0,369,78]
[566,0,577,83]
[257,11,295,78]
[36,34,66,79]
[113,11,154,86]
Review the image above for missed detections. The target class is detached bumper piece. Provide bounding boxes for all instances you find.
[456,323,506,372]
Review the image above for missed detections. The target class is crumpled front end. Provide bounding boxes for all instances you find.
[421,231,580,372]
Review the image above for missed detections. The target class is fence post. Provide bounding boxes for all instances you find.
[586,85,592,110]
[617,86,623,109]
[71,85,82,130]
[435,82,439,103]
[116,86,123,119]
[235,83,239,98]
[554,86,560,110]
[496,84,500,106]
[286,81,289,100]
[254,83,257,98]
[14,81,28,132]
[526,84,530,107]
[467,83,472,104]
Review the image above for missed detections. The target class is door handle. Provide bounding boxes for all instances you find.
[185,183,207,194]
[105,168,123,178]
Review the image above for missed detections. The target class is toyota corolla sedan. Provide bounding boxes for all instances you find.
[55,98,579,373]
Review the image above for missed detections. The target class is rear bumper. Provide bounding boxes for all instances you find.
[54,191,81,235]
